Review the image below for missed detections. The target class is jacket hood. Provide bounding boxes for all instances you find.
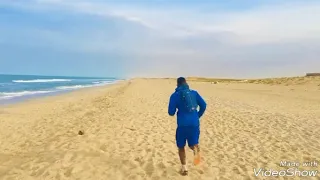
[175,84,190,92]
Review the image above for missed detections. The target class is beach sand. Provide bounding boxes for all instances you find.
[0,78,319,180]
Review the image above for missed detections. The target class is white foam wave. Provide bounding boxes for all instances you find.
[56,81,114,90]
[0,80,118,100]
[56,85,93,90]
[0,90,54,100]
[13,79,72,83]
[92,80,113,84]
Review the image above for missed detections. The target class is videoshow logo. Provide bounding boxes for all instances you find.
[254,160,318,177]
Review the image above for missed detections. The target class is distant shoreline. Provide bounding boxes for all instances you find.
[0,74,123,105]
[1,75,319,106]
[0,81,122,106]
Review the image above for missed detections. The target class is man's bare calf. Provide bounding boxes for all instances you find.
[190,144,201,165]
[178,144,201,176]
[178,148,188,175]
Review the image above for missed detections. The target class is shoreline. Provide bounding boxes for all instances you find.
[0,80,125,107]
[0,80,125,108]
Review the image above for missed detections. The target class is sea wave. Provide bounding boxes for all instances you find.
[92,80,113,84]
[56,85,93,90]
[56,81,114,90]
[13,79,72,83]
[0,80,118,101]
[0,90,54,100]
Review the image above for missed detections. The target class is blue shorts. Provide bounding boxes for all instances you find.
[176,126,200,148]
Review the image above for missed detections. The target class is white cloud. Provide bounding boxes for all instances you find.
[6,0,320,42]
[221,4,320,44]
[1,0,320,77]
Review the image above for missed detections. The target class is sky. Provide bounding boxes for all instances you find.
[0,0,320,78]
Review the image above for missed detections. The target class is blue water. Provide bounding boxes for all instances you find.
[0,74,120,104]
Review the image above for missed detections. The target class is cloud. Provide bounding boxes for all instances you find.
[1,0,320,77]
[5,0,320,42]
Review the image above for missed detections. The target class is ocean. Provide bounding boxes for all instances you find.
[0,74,120,104]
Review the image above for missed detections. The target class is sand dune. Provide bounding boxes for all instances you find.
[0,79,319,180]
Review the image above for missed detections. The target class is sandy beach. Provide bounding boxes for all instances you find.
[0,78,319,180]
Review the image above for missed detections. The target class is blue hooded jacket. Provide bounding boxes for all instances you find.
[168,84,207,127]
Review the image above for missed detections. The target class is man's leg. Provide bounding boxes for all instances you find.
[176,127,188,175]
[187,126,201,165]
[190,144,200,153]
[178,148,186,165]
[190,144,201,165]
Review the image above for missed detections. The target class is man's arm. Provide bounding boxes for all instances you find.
[168,94,177,116]
[196,91,207,118]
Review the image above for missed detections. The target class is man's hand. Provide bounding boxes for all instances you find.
[196,92,206,118]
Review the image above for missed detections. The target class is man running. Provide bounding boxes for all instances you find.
[168,77,207,176]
